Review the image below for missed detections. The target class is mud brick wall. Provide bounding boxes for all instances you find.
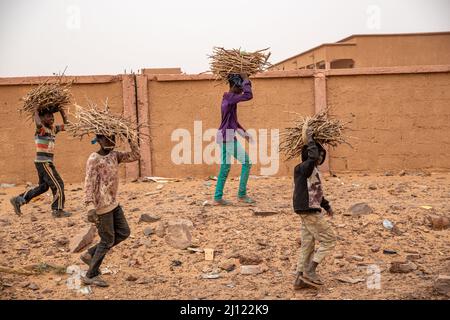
[327,72,450,172]
[0,66,449,183]
[0,76,130,184]
[145,75,315,178]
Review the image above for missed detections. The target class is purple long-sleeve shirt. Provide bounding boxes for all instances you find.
[216,79,253,143]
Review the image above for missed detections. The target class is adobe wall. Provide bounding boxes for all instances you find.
[145,75,315,178]
[1,66,449,184]
[327,72,450,172]
[0,76,128,184]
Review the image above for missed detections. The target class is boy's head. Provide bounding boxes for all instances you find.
[301,142,326,166]
[38,110,55,127]
[227,74,243,94]
[96,134,116,151]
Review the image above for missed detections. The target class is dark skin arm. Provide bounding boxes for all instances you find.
[34,111,43,129]
[59,109,68,125]
[240,73,249,80]
[239,73,253,143]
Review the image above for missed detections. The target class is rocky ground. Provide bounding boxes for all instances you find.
[0,171,449,300]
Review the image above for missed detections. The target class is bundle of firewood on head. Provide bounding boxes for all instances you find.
[280,108,350,160]
[208,47,272,81]
[20,79,72,121]
[66,102,145,146]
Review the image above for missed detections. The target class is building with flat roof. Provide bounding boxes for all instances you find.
[270,32,450,71]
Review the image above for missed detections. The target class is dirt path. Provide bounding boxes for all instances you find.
[0,172,449,300]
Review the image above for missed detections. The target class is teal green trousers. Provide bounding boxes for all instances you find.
[214,140,252,200]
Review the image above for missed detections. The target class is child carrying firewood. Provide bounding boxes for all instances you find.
[10,109,72,218]
[66,104,141,287]
[213,73,255,205]
[293,127,336,289]
[80,134,139,287]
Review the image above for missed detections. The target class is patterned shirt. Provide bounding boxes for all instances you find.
[35,125,65,163]
[307,167,324,210]
[84,141,140,215]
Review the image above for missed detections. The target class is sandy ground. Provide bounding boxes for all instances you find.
[0,172,449,300]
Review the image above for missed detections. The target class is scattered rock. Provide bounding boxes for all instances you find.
[433,275,450,297]
[406,254,421,261]
[126,274,138,282]
[348,203,374,216]
[171,260,182,267]
[69,225,97,253]
[399,170,406,176]
[368,184,377,190]
[383,249,397,255]
[136,277,151,285]
[28,283,39,290]
[67,221,76,227]
[371,245,380,253]
[187,246,204,253]
[350,255,364,262]
[390,204,405,213]
[427,215,449,230]
[219,260,236,272]
[334,252,344,259]
[143,227,153,236]
[391,225,403,236]
[164,219,193,249]
[384,172,394,176]
[55,237,69,247]
[336,276,365,284]
[130,208,140,212]
[45,248,56,256]
[155,222,167,238]
[139,214,161,223]
[240,265,266,275]
[238,253,263,265]
[42,288,53,294]
[251,208,278,216]
[389,261,417,274]
[382,219,394,230]
[201,273,220,279]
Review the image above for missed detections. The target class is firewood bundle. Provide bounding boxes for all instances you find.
[66,102,146,145]
[208,47,271,81]
[21,79,72,120]
[280,108,349,160]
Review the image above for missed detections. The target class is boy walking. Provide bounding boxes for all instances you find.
[214,73,255,205]
[10,109,71,218]
[80,135,139,287]
[293,128,336,288]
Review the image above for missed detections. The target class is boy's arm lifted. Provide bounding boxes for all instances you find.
[34,111,43,129]
[296,127,320,177]
[116,138,140,164]
[227,73,253,105]
[56,109,68,133]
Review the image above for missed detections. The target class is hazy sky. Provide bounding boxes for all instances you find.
[1,0,449,77]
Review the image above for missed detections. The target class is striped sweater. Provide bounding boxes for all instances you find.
[35,124,65,163]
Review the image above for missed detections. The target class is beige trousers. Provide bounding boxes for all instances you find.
[296,212,336,272]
